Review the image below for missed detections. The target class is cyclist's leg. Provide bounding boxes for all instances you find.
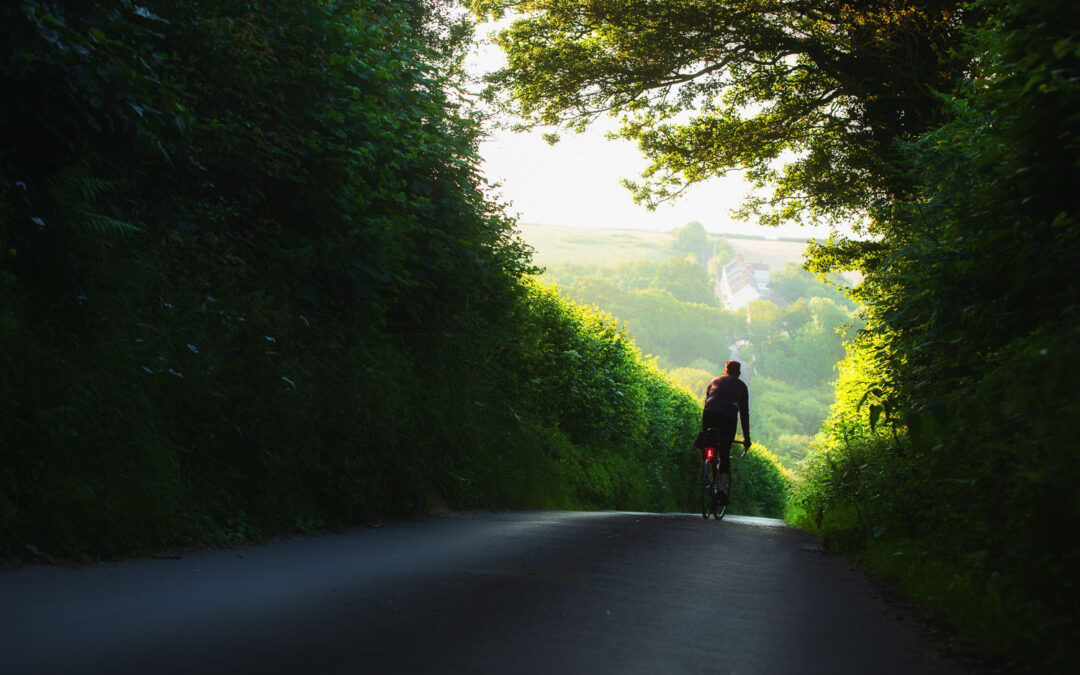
[710,458,721,508]
[718,453,731,503]
[702,453,718,518]
[719,450,731,492]
[716,416,736,502]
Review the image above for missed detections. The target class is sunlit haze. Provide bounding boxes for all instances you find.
[468,25,834,240]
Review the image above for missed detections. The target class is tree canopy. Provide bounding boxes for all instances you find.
[670,220,707,263]
[469,0,973,228]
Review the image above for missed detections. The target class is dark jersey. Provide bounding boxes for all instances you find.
[704,375,749,436]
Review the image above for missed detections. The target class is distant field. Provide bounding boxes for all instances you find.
[518,223,675,267]
[517,223,816,270]
[727,237,818,270]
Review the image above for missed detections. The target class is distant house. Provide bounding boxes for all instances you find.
[718,253,770,310]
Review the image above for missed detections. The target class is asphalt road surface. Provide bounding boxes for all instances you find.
[0,511,969,674]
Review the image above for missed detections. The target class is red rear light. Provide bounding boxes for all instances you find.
[705,448,713,460]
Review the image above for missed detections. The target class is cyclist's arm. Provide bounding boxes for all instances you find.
[739,385,751,452]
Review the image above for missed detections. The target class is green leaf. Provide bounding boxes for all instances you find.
[869,404,883,432]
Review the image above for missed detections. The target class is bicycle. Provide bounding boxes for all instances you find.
[700,436,747,520]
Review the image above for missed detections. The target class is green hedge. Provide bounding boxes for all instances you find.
[0,1,790,562]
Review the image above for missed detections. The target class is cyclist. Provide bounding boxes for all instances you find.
[702,360,752,505]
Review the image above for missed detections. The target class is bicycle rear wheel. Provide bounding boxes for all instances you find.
[701,458,719,519]
[700,459,712,518]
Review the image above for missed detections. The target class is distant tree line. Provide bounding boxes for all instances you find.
[543,251,857,468]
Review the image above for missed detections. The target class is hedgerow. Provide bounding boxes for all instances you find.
[0,1,790,560]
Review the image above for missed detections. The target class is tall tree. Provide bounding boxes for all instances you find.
[671,220,707,265]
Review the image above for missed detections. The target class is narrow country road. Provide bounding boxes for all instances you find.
[0,512,968,674]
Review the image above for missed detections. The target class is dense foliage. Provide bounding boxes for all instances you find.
[0,0,794,560]
[789,1,1080,667]
[0,0,521,556]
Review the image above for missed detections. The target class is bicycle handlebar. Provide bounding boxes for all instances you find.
[735,437,751,457]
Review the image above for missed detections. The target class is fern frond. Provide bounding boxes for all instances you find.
[52,169,121,204]
[77,211,144,238]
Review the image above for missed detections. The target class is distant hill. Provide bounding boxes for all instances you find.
[517,223,818,270]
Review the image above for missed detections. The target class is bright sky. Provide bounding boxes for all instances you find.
[467,24,836,240]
